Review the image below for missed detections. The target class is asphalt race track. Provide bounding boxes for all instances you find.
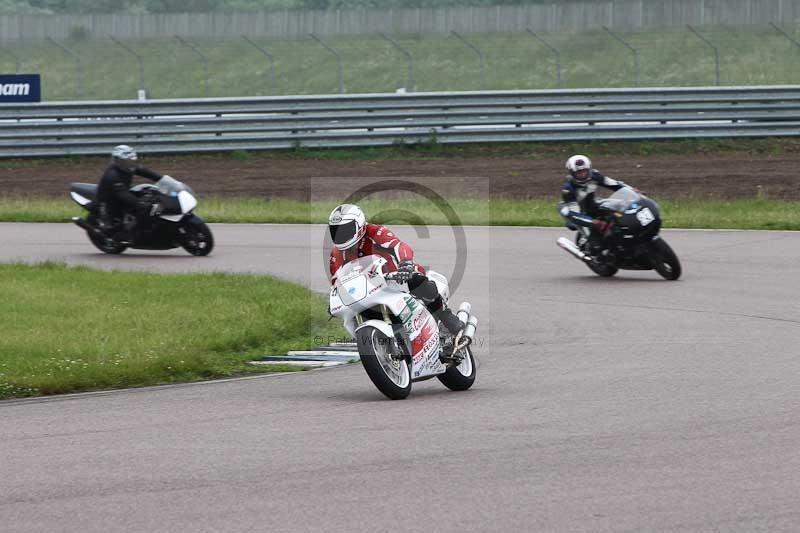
[1,223,799,532]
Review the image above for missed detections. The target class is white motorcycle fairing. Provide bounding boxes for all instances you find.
[129,179,198,223]
[330,255,447,380]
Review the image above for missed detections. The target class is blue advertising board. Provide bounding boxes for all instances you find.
[0,74,41,103]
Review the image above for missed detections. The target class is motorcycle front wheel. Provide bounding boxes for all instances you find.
[650,238,682,280]
[356,327,411,400]
[179,219,214,256]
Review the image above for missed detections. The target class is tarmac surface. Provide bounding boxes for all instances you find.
[1,223,799,532]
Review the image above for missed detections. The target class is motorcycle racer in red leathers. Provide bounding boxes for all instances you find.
[328,203,464,337]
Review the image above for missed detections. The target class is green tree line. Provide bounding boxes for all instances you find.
[0,0,586,14]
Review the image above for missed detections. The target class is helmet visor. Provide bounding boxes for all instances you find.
[573,168,590,182]
[330,221,357,245]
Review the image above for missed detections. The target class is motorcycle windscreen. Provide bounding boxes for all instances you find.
[339,275,369,305]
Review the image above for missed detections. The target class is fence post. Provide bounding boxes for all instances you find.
[526,28,561,88]
[310,33,344,94]
[603,26,638,87]
[175,35,209,97]
[687,25,720,86]
[242,35,278,94]
[108,35,146,95]
[46,37,83,98]
[380,32,415,91]
[770,22,800,48]
[451,30,485,90]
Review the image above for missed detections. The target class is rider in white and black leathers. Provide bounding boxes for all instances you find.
[558,155,628,256]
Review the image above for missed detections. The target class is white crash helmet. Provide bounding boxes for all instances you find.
[565,154,592,185]
[111,144,138,169]
[328,204,366,251]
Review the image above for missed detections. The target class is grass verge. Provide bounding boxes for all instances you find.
[0,262,344,400]
[2,196,799,230]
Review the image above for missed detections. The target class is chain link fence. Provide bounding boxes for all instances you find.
[2,25,800,101]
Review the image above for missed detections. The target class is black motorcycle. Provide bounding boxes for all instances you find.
[557,187,681,280]
[70,176,214,256]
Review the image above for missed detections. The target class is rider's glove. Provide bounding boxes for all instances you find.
[592,219,613,234]
[391,260,416,284]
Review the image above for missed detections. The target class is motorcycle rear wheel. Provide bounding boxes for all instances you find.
[576,233,618,277]
[356,327,411,400]
[650,238,682,280]
[437,346,476,391]
[586,260,618,277]
[88,231,127,254]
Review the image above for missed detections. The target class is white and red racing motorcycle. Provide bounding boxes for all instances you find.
[329,254,478,400]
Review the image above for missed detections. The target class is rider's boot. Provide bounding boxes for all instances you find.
[113,217,138,246]
[433,305,466,363]
[434,307,464,337]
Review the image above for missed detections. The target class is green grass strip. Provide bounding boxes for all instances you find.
[0,262,345,400]
[2,196,799,230]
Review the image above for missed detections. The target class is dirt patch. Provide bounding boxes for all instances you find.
[1,150,794,200]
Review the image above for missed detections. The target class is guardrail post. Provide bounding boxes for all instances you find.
[310,33,344,94]
[451,31,485,90]
[108,35,146,95]
[603,26,639,87]
[242,35,278,95]
[175,35,209,97]
[770,22,800,49]
[687,25,720,86]
[380,32,415,92]
[526,29,561,88]
[46,37,83,98]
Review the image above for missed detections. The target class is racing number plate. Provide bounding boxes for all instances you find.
[636,207,655,226]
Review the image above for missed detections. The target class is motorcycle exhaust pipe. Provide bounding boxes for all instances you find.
[557,237,592,263]
[72,216,102,236]
[72,216,91,231]
[456,302,471,325]
[463,315,478,343]
[453,302,477,347]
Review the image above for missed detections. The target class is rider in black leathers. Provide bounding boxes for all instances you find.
[96,145,166,244]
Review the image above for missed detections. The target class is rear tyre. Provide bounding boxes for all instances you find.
[88,231,127,254]
[437,346,476,391]
[179,220,214,256]
[356,327,411,400]
[650,238,682,280]
[586,261,618,277]
[577,233,618,277]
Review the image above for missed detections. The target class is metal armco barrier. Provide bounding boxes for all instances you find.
[2,86,800,158]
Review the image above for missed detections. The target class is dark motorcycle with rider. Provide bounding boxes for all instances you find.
[69,145,214,256]
[556,154,681,280]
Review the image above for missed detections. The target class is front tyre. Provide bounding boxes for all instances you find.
[650,238,682,280]
[179,219,214,256]
[437,346,477,391]
[356,327,411,400]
